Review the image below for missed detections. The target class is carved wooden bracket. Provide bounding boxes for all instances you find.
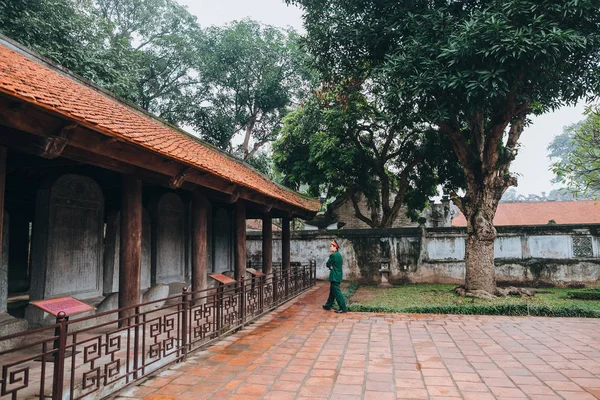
[41,123,78,159]
[263,202,275,213]
[170,167,192,189]
[229,186,241,203]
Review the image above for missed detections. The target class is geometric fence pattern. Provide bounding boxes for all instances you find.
[0,263,316,400]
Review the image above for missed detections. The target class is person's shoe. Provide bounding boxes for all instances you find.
[335,309,347,313]
[322,305,332,310]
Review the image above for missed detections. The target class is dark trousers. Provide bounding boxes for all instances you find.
[324,281,347,311]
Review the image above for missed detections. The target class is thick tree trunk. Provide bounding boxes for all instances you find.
[465,232,496,293]
[462,194,498,293]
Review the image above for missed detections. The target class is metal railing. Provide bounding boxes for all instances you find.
[0,262,316,400]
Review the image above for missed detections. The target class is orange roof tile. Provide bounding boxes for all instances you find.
[0,41,320,213]
[452,201,600,226]
[246,219,281,231]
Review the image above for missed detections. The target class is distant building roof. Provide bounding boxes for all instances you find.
[246,219,281,232]
[452,200,600,226]
[0,38,320,214]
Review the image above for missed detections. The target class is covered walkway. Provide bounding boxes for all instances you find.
[117,283,600,400]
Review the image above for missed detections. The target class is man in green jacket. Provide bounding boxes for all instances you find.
[322,239,347,313]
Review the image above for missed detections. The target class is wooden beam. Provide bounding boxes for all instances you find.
[169,167,192,190]
[0,98,63,136]
[0,146,6,312]
[40,123,78,159]
[235,200,247,281]
[66,128,237,194]
[262,213,273,275]
[0,95,317,218]
[119,174,142,325]
[192,192,208,300]
[282,216,291,296]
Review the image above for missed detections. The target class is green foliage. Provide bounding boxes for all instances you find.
[551,106,600,197]
[93,0,204,117]
[349,303,600,318]
[0,0,203,122]
[273,76,462,228]
[288,0,600,288]
[0,0,116,84]
[342,281,360,304]
[245,150,276,178]
[0,4,307,160]
[188,20,314,159]
[348,284,600,317]
[287,0,600,203]
[567,288,600,300]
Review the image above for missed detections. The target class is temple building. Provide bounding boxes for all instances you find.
[0,36,319,334]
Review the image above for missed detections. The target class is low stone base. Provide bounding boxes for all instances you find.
[0,313,28,351]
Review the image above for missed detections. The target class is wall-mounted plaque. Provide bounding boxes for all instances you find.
[31,296,94,317]
[209,273,236,285]
[246,268,265,277]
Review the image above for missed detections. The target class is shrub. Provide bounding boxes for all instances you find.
[348,303,600,318]
[343,282,360,303]
[567,290,600,300]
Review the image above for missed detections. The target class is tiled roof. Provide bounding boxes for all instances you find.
[246,219,281,231]
[0,41,320,213]
[452,200,600,226]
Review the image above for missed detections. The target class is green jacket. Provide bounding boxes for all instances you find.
[326,251,343,282]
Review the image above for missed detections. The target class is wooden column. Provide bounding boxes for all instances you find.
[235,200,246,281]
[0,147,6,313]
[262,213,272,275]
[192,192,208,300]
[119,174,142,323]
[282,216,291,295]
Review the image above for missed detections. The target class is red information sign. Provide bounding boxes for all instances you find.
[209,273,237,285]
[31,296,94,317]
[246,268,265,277]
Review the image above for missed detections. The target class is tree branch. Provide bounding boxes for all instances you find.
[350,191,375,227]
[245,138,270,160]
[382,157,419,227]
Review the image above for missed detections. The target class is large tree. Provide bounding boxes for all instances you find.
[1,0,203,124]
[0,0,115,84]
[550,106,600,196]
[274,76,460,228]
[93,0,203,120]
[288,0,600,293]
[188,20,314,160]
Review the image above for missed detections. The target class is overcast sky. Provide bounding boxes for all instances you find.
[176,0,589,196]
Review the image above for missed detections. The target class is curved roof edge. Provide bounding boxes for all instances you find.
[0,35,320,213]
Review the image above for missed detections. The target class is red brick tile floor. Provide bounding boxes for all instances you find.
[115,282,600,399]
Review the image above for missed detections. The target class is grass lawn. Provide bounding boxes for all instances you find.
[347,283,600,317]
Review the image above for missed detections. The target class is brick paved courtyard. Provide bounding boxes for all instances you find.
[117,282,600,399]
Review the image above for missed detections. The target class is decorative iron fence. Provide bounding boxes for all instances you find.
[0,262,316,400]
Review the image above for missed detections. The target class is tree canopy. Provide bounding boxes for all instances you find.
[273,74,462,228]
[0,2,307,167]
[550,106,600,196]
[287,0,600,293]
[188,20,314,159]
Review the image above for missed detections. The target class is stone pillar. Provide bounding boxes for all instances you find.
[119,175,142,317]
[235,201,246,281]
[282,216,291,292]
[0,147,5,313]
[192,192,208,298]
[262,213,272,275]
